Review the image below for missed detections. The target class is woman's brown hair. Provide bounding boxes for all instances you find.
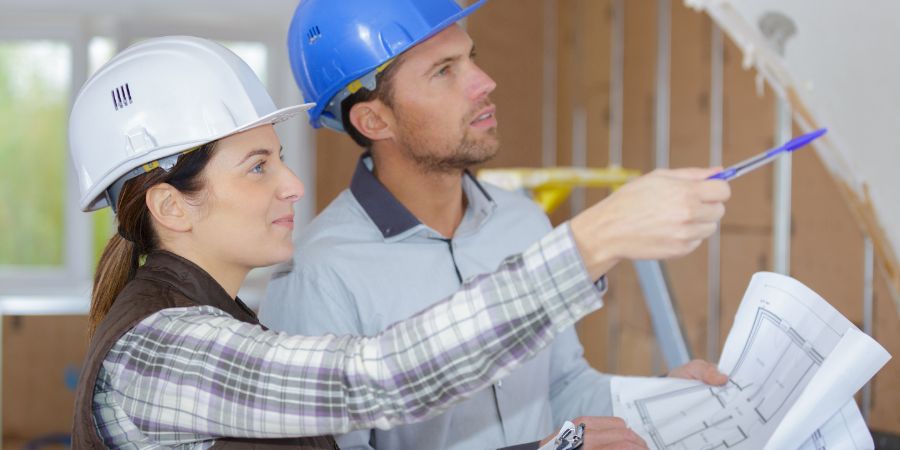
[88,142,217,337]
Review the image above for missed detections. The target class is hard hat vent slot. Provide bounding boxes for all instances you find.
[307,26,322,44]
[112,83,133,111]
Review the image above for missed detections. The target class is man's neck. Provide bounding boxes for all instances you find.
[370,149,467,238]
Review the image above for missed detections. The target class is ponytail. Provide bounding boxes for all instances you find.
[89,235,137,337]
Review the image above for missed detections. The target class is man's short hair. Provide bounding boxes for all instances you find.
[339,56,404,148]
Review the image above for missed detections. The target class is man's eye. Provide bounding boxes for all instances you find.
[436,65,450,77]
[251,161,266,174]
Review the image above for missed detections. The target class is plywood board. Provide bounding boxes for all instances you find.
[665,2,714,361]
[870,265,900,433]
[3,315,88,439]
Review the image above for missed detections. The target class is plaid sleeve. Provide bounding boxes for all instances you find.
[98,222,604,443]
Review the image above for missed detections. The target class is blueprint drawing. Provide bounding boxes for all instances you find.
[612,272,891,450]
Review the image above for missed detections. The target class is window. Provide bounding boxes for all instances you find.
[223,41,269,86]
[0,41,71,267]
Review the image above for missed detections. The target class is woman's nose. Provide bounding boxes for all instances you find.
[280,170,305,202]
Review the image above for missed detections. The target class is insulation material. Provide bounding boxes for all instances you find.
[686,0,900,306]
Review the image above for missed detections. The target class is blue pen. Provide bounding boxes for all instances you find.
[708,128,827,181]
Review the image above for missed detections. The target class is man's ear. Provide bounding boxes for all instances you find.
[349,100,395,142]
[145,183,192,233]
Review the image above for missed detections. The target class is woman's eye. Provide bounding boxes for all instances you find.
[436,65,450,77]
[251,161,266,174]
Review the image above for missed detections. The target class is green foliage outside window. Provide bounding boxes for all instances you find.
[0,39,263,270]
[0,42,69,266]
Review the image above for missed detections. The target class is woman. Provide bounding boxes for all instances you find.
[70,36,609,448]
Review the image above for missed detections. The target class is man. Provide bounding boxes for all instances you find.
[261,1,730,449]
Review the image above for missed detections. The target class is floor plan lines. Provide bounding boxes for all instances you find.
[626,306,824,449]
[632,383,750,449]
[613,272,887,450]
[731,308,822,424]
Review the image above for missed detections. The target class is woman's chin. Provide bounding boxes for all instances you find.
[267,243,295,266]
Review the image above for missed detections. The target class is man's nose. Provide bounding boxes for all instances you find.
[468,63,497,100]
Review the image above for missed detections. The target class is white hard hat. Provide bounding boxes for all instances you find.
[68,36,314,212]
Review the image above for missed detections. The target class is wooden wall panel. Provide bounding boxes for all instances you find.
[570,0,615,373]
[620,0,657,176]
[611,0,659,376]
[718,33,776,351]
[718,234,771,340]
[665,4,713,361]
[719,52,775,232]
[870,266,900,432]
[582,0,613,182]
[549,0,577,224]
[466,0,545,171]
[791,125,864,325]
[314,129,363,213]
[3,316,88,441]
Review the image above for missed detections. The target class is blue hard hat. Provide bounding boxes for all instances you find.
[288,0,488,131]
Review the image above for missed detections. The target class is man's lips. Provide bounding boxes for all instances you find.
[470,105,497,128]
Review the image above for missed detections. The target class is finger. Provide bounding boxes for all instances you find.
[661,167,722,181]
[585,428,647,447]
[578,416,628,430]
[696,179,732,202]
[674,360,728,386]
[669,360,707,380]
[702,365,729,386]
[590,440,648,450]
[680,223,717,244]
[689,202,725,224]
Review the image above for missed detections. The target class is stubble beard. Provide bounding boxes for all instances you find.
[396,105,500,174]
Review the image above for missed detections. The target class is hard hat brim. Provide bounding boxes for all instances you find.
[80,102,315,212]
[425,0,488,46]
[232,102,315,135]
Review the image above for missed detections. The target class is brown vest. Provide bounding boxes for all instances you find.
[72,251,338,449]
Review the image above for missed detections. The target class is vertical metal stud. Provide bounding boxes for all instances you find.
[772,100,793,275]
[707,24,724,361]
[759,12,797,276]
[654,0,671,169]
[862,237,874,421]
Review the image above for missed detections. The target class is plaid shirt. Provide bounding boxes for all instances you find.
[92,224,604,447]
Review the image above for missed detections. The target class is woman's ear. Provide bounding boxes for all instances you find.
[349,100,395,142]
[145,183,192,233]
